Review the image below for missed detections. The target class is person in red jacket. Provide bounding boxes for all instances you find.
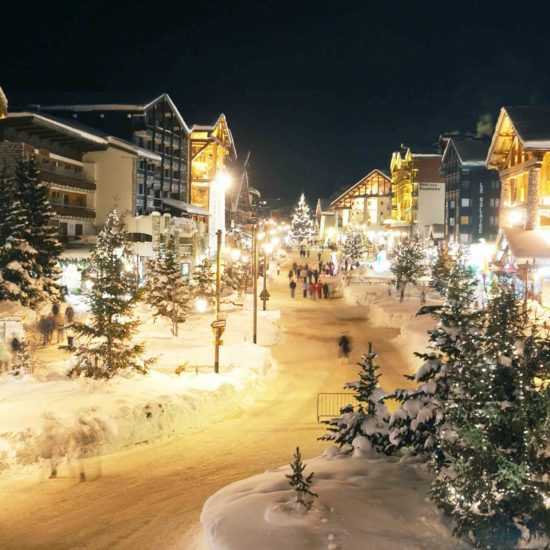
[316,279,323,299]
[308,282,316,300]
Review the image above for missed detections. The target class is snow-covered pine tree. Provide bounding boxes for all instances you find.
[341,226,365,263]
[431,243,452,295]
[15,158,63,300]
[144,234,191,336]
[223,259,251,297]
[0,166,14,248]
[286,446,318,510]
[67,210,153,379]
[192,258,216,307]
[432,279,550,548]
[390,235,426,302]
[389,250,481,460]
[290,193,315,243]
[321,343,391,455]
[0,192,44,307]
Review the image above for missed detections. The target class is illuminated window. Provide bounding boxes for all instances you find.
[460,216,470,225]
[461,198,470,207]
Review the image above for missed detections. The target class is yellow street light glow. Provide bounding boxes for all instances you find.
[257,232,266,240]
[264,243,274,254]
[231,249,241,262]
[217,171,232,189]
[241,255,249,263]
[195,298,208,313]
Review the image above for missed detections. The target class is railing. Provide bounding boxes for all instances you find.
[50,202,95,219]
[316,393,356,423]
[40,169,96,192]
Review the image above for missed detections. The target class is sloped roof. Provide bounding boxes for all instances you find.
[501,227,550,262]
[329,169,392,210]
[442,138,490,167]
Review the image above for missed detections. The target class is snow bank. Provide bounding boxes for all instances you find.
[0,340,274,478]
[201,450,461,550]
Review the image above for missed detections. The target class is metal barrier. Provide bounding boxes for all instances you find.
[316,392,355,423]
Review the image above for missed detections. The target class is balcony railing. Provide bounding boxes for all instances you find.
[40,168,96,192]
[50,201,95,220]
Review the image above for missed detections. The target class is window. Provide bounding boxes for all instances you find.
[489,198,500,207]
[59,222,68,236]
[460,216,470,225]
[491,179,499,189]
[450,200,455,208]
[460,233,471,243]
[75,224,83,236]
[462,181,470,190]
[449,218,455,226]
[138,184,143,195]
[461,198,470,207]
[489,216,499,226]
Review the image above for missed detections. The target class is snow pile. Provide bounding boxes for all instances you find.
[201,449,461,550]
[0,341,273,478]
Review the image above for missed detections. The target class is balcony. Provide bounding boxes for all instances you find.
[171,183,180,194]
[50,200,95,220]
[40,167,96,192]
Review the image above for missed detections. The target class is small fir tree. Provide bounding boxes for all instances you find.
[66,210,153,379]
[223,258,251,297]
[432,279,550,548]
[390,235,426,302]
[144,234,191,336]
[321,344,391,455]
[290,193,315,243]
[389,250,481,460]
[341,226,365,263]
[431,243,452,295]
[192,258,216,307]
[286,447,318,510]
[15,158,63,299]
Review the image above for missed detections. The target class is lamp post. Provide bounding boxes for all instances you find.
[262,241,273,311]
[252,223,258,344]
[214,229,223,374]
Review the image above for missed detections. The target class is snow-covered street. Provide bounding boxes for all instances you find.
[0,262,423,549]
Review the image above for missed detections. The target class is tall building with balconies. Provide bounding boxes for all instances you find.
[31,94,189,216]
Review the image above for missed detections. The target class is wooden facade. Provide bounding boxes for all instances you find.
[329,169,392,230]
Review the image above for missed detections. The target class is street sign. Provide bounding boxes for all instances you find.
[259,289,270,300]
[211,319,226,329]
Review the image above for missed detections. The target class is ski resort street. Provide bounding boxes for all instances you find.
[0,262,415,550]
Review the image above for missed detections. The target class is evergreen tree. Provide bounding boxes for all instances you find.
[290,193,315,243]
[390,235,426,302]
[432,280,550,548]
[286,447,318,510]
[15,158,63,298]
[431,243,452,295]
[0,194,44,306]
[66,210,153,379]
[389,250,481,460]
[144,234,191,336]
[341,226,365,263]
[223,258,251,297]
[0,166,14,247]
[321,344,391,455]
[192,258,216,307]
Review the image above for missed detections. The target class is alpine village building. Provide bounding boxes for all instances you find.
[0,89,257,291]
[440,137,501,243]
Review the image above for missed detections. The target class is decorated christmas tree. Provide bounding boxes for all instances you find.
[341,226,365,263]
[290,193,315,243]
[389,250,481,460]
[67,210,153,379]
[390,235,426,302]
[145,234,191,336]
[430,243,452,295]
[286,447,318,510]
[321,343,391,455]
[432,279,550,548]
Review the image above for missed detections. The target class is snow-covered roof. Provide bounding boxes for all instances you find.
[501,227,550,263]
[37,93,191,135]
[2,112,161,160]
[487,106,550,168]
[161,198,210,217]
[442,138,490,167]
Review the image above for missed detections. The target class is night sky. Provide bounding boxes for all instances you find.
[3,0,550,203]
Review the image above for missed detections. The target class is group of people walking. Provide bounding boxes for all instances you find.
[288,262,330,300]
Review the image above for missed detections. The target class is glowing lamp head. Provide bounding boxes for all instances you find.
[264,243,274,254]
[508,210,524,226]
[230,249,241,262]
[85,279,94,290]
[217,172,232,190]
[195,298,208,313]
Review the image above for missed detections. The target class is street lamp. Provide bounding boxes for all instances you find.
[195,297,208,313]
[262,241,274,311]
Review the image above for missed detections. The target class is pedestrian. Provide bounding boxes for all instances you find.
[47,314,55,343]
[289,278,297,298]
[292,262,297,272]
[313,269,319,283]
[323,281,330,299]
[308,282,316,300]
[302,280,307,298]
[38,316,50,346]
[318,261,323,273]
[307,248,310,258]
[338,333,351,364]
[300,267,308,282]
[316,279,323,299]
[307,269,313,284]
[276,263,280,276]
[10,334,21,367]
[318,251,322,262]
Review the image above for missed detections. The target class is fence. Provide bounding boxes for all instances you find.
[316,392,355,423]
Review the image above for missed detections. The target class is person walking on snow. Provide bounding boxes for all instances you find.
[313,269,319,283]
[338,333,351,364]
[316,280,323,299]
[289,278,297,298]
[323,281,330,299]
[302,280,308,298]
[288,269,294,280]
[308,282,316,300]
